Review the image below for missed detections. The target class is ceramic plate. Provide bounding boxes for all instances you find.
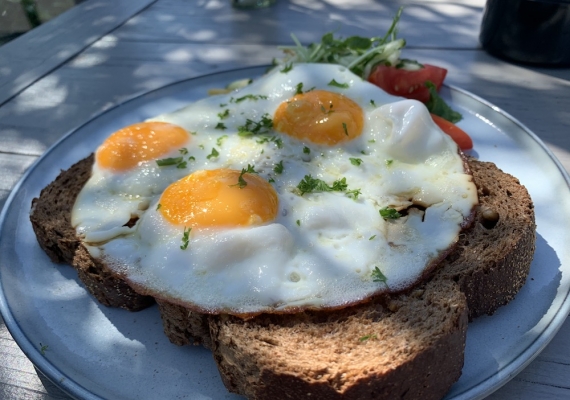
[1,66,569,400]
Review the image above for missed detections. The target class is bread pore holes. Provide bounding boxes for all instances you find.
[480,206,500,229]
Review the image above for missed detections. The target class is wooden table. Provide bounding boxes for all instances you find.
[1,0,569,398]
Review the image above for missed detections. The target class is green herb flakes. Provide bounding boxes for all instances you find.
[328,79,349,89]
[371,266,387,283]
[180,227,192,250]
[207,148,220,160]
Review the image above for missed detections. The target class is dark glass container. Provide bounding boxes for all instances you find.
[480,0,570,65]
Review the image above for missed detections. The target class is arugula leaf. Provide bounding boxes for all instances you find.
[425,81,462,123]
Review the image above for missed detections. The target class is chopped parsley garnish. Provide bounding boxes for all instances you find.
[218,109,230,120]
[256,135,283,148]
[190,131,197,136]
[268,177,275,183]
[156,203,162,211]
[207,148,220,160]
[371,266,387,283]
[219,103,227,107]
[281,63,293,73]
[328,79,349,89]
[215,122,227,130]
[273,160,284,174]
[350,157,363,166]
[179,147,188,155]
[303,146,311,154]
[216,135,228,146]
[385,159,394,166]
[379,207,402,220]
[188,155,196,161]
[296,219,301,226]
[232,164,258,189]
[370,99,377,107]
[346,188,362,199]
[156,156,186,168]
[237,114,273,136]
[232,94,268,103]
[295,82,304,94]
[342,122,349,136]
[180,227,191,250]
[320,104,334,114]
[39,343,49,355]
[369,235,376,240]
[359,334,377,342]
[296,175,359,199]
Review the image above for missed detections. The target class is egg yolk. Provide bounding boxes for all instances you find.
[159,169,279,228]
[96,121,190,171]
[273,90,364,145]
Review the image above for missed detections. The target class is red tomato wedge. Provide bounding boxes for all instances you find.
[368,64,447,103]
[431,113,473,150]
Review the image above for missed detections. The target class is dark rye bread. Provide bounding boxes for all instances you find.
[436,158,535,320]
[211,277,467,400]
[30,155,154,311]
[29,156,535,399]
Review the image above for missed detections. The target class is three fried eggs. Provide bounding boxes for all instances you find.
[72,64,478,315]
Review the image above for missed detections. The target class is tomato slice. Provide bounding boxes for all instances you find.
[430,113,473,150]
[368,64,447,103]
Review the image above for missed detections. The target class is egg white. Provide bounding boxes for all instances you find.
[72,63,478,314]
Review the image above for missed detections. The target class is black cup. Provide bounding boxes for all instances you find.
[480,0,570,65]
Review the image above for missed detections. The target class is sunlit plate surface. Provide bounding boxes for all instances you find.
[1,66,569,400]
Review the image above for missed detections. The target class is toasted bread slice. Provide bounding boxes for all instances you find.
[210,277,467,400]
[30,157,535,399]
[436,158,535,320]
[30,155,154,311]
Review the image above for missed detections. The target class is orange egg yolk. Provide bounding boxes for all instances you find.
[159,169,279,228]
[273,90,364,145]
[96,121,190,172]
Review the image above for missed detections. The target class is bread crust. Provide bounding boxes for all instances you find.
[30,155,154,311]
[437,158,536,320]
[29,155,536,399]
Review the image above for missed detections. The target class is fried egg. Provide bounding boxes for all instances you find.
[72,63,478,315]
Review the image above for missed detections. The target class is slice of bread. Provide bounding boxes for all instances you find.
[29,156,536,399]
[30,155,154,311]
